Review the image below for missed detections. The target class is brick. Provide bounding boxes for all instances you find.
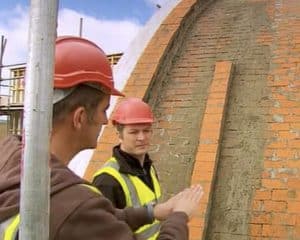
[255,190,272,200]
[189,226,203,240]
[294,226,300,239]
[189,216,205,228]
[206,98,226,106]
[288,179,300,189]
[261,179,287,189]
[193,160,215,172]
[202,113,223,124]
[276,149,295,159]
[270,123,290,131]
[289,139,300,148]
[267,141,287,149]
[262,224,288,238]
[264,160,285,168]
[288,202,300,213]
[214,61,232,73]
[285,161,300,169]
[197,144,218,153]
[211,79,230,89]
[272,213,296,226]
[272,190,288,201]
[264,200,287,212]
[208,92,229,100]
[201,120,222,132]
[195,150,218,161]
[278,130,298,139]
[295,215,300,225]
[270,107,290,115]
[249,224,263,236]
[251,212,272,224]
[192,170,214,182]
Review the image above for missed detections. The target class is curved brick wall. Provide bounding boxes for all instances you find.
[84,0,212,180]
[85,0,300,239]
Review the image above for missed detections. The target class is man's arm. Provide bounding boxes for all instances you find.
[57,185,203,240]
[56,196,189,240]
[55,197,137,240]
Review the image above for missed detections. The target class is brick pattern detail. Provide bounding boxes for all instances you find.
[189,61,233,240]
[249,0,300,239]
[84,0,198,180]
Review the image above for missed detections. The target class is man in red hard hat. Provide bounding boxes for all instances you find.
[93,98,162,240]
[0,36,203,240]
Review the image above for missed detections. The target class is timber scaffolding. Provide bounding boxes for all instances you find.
[0,52,123,136]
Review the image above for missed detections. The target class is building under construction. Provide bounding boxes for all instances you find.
[0,53,122,139]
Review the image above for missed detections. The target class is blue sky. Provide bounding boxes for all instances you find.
[1,0,158,24]
[58,0,156,24]
[0,0,166,65]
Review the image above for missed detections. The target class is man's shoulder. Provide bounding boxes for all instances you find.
[52,183,100,202]
[50,184,113,223]
[50,184,121,239]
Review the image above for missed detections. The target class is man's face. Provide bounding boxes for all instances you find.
[119,123,152,159]
[81,94,110,149]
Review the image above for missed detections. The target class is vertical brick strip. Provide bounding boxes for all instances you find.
[189,61,233,240]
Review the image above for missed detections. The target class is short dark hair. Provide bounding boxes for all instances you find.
[115,124,125,133]
[114,124,125,139]
[53,84,106,125]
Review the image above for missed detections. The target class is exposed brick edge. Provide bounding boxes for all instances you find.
[189,61,233,240]
[249,2,300,238]
[84,0,198,181]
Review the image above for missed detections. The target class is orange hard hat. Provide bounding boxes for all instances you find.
[112,98,154,125]
[54,36,124,96]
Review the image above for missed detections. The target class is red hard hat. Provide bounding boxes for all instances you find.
[54,36,124,96]
[112,98,154,125]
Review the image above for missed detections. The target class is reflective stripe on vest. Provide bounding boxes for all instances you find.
[94,160,140,207]
[80,183,102,195]
[135,221,160,240]
[0,214,20,240]
[0,184,100,240]
[93,157,161,240]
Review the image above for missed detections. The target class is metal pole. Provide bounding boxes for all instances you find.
[19,0,58,239]
[79,17,83,37]
[0,35,7,85]
[0,35,7,81]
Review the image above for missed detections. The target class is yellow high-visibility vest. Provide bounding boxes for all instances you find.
[0,184,100,240]
[0,214,19,240]
[93,157,162,240]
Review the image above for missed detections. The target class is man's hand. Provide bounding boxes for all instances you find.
[153,193,178,221]
[153,184,203,221]
[172,184,203,219]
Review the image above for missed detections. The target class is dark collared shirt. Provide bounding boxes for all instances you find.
[93,145,157,209]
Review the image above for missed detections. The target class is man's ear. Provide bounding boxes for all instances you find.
[72,106,87,130]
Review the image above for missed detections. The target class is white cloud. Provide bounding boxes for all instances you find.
[0,5,143,66]
[58,9,142,54]
[0,5,29,65]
